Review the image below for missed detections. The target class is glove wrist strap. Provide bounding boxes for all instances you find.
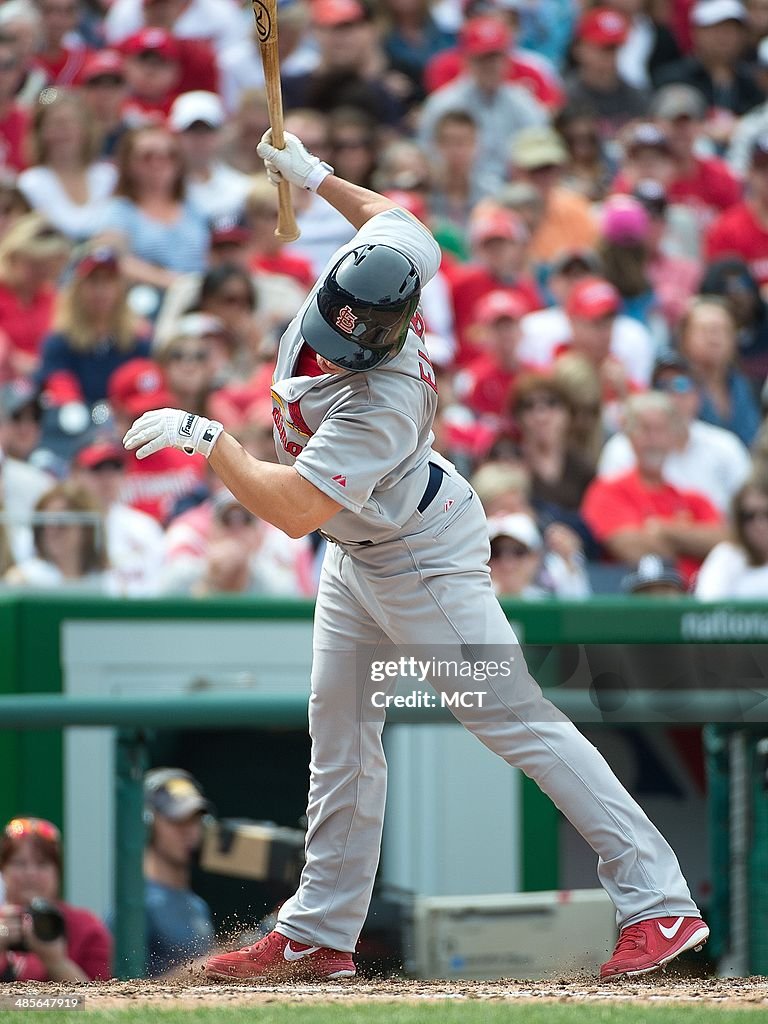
[305,162,334,192]
[196,419,224,459]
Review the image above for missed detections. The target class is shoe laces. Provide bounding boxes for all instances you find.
[614,923,647,955]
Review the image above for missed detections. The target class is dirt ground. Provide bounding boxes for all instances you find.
[4,975,768,1011]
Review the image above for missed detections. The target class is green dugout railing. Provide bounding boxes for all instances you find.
[0,688,766,977]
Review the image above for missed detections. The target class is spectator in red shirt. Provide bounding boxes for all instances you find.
[447,204,541,365]
[0,41,29,172]
[0,817,112,982]
[581,391,725,582]
[649,84,742,222]
[0,214,69,379]
[244,178,314,291]
[707,133,768,285]
[560,276,638,404]
[33,0,90,86]
[121,28,183,124]
[454,289,528,424]
[424,13,564,109]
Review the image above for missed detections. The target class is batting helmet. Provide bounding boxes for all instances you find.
[301,244,421,371]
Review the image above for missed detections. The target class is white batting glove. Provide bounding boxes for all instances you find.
[256,130,334,192]
[123,408,224,460]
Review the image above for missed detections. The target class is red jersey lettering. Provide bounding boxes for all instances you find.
[410,311,426,339]
[417,348,438,394]
[287,398,313,438]
[272,405,303,458]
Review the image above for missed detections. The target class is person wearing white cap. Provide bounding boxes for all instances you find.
[655,0,762,114]
[169,91,252,221]
[487,513,546,598]
[488,513,591,599]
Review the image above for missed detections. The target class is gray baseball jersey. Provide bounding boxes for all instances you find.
[270,207,701,953]
[270,208,450,545]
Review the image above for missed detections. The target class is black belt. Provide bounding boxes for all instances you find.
[417,462,444,514]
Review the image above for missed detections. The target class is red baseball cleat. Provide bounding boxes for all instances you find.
[600,916,710,980]
[204,929,356,981]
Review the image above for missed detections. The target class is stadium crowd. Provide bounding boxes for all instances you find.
[2,0,768,599]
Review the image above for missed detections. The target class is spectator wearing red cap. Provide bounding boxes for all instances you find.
[655,0,762,116]
[418,14,547,191]
[72,439,165,595]
[121,27,183,123]
[105,0,242,66]
[169,91,251,221]
[565,7,649,137]
[107,357,205,522]
[97,125,209,296]
[446,204,542,365]
[454,289,528,423]
[0,40,30,173]
[36,245,151,407]
[17,90,117,241]
[581,391,725,584]
[32,0,91,86]
[519,276,654,428]
[423,13,564,109]
[560,277,643,406]
[78,51,130,160]
[508,125,600,265]
[281,0,405,127]
[707,135,768,286]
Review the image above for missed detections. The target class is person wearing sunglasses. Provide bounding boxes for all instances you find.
[154,314,221,418]
[0,817,112,981]
[695,476,768,598]
[71,439,165,596]
[96,125,209,299]
[598,352,752,513]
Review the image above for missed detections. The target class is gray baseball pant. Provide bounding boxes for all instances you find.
[277,477,700,952]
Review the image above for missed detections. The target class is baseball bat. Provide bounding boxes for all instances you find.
[252,0,300,242]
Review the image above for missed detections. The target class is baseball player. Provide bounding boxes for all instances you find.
[123,132,709,982]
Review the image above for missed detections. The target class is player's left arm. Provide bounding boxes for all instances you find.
[208,433,342,539]
[123,411,341,539]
